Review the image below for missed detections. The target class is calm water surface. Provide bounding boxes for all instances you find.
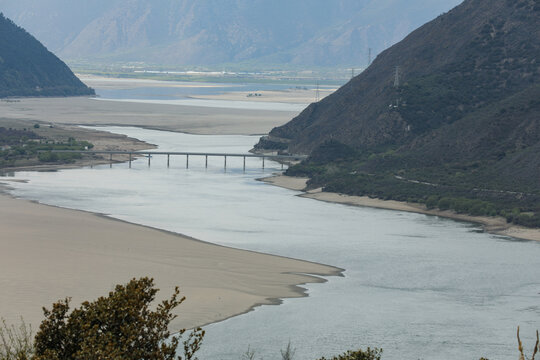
[2,127,539,360]
[94,81,323,112]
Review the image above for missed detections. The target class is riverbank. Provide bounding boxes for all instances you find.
[0,118,154,172]
[0,92,342,331]
[0,190,341,331]
[0,96,298,136]
[261,174,540,242]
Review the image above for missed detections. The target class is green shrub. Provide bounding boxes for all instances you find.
[437,197,453,210]
[425,195,439,209]
[317,348,382,360]
[33,277,204,360]
[37,152,58,163]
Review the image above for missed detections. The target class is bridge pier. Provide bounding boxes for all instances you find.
[186,154,189,169]
[205,155,208,168]
[243,156,246,171]
[224,156,227,169]
[148,153,151,167]
[129,153,132,168]
[110,153,113,168]
[167,154,170,168]
[262,157,265,169]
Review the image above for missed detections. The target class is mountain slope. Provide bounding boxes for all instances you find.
[258,0,540,226]
[0,0,462,67]
[263,0,539,154]
[0,14,94,98]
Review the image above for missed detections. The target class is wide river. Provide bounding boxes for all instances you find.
[2,84,540,359]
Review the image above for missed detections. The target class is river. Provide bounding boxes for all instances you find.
[2,83,539,359]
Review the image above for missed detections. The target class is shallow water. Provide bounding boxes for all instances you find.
[2,127,539,360]
[94,81,319,112]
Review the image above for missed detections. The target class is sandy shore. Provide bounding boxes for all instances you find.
[0,96,297,136]
[77,75,229,90]
[263,175,540,242]
[193,88,335,104]
[0,191,341,331]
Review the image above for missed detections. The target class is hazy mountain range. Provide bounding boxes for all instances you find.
[0,0,462,67]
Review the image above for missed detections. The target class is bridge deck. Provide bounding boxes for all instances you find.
[48,150,306,160]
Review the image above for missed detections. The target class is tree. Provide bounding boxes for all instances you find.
[33,277,204,360]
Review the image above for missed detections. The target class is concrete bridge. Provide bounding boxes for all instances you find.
[49,150,307,170]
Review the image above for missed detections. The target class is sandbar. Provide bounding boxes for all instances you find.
[192,88,335,104]
[0,191,341,331]
[0,96,297,136]
[77,75,231,90]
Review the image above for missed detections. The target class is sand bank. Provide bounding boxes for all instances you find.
[78,75,230,90]
[263,175,540,242]
[0,192,341,331]
[0,96,297,136]
[193,88,335,104]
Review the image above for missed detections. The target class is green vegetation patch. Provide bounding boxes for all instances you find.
[0,127,93,168]
[286,139,540,228]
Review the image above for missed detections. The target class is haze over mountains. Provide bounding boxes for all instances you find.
[0,0,462,67]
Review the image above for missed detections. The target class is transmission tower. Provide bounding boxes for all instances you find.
[394,66,400,88]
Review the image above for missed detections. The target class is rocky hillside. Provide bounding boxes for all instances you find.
[258,0,540,226]
[0,0,462,67]
[0,14,94,98]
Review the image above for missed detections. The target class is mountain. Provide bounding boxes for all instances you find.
[0,0,462,67]
[0,14,94,98]
[256,0,540,226]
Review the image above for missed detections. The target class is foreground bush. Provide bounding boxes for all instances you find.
[0,319,33,360]
[33,277,204,360]
[4,277,539,360]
